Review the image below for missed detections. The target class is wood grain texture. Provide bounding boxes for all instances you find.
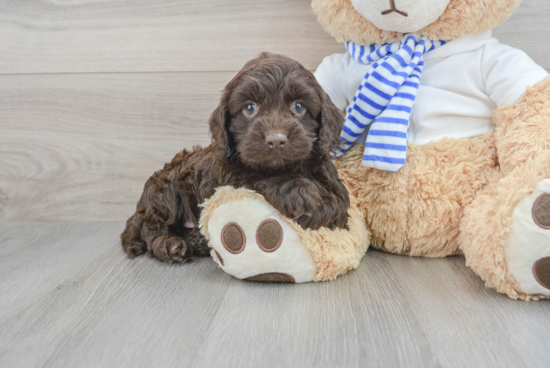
[1,222,549,368]
[492,0,550,69]
[0,0,548,75]
[0,0,344,74]
[0,72,230,221]
[0,221,120,325]
[0,0,549,222]
[1,2,550,367]
[384,253,550,368]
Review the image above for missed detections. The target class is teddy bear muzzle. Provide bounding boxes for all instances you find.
[350,0,451,33]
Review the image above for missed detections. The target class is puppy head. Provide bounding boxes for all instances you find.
[209,53,343,170]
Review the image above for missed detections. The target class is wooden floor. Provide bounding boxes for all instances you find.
[1,221,550,368]
[1,0,550,367]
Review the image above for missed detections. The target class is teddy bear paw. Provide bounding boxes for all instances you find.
[206,198,316,283]
[505,179,550,296]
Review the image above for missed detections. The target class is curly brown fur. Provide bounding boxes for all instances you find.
[121,53,350,263]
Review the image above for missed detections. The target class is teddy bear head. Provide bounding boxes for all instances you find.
[312,0,521,45]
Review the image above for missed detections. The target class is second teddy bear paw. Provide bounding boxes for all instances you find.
[206,197,316,283]
[505,179,550,295]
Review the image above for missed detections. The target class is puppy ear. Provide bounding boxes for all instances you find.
[209,57,260,162]
[209,90,233,161]
[317,91,344,159]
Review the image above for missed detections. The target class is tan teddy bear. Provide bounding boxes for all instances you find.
[201,0,550,301]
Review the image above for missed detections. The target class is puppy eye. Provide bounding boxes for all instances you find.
[293,102,306,115]
[244,104,257,116]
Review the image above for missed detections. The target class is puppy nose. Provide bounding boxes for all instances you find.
[265,134,288,149]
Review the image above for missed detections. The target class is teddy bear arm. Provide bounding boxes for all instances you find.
[493,76,550,175]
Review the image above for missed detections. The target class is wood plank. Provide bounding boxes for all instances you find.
[2,222,549,368]
[0,233,233,368]
[2,63,550,223]
[0,72,230,221]
[383,251,550,368]
[0,0,344,74]
[0,222,123,325]
[1,1,549,223]
[492,0,550,69]
[192,250,435,368]
[0,222,433,368]
[0,0,548,75]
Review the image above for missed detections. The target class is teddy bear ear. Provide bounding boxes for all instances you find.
[311,0,521,45]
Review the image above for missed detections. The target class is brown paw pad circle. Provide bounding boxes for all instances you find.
[206,197,317,283]
[221,223,246,254]
[245,273,295,283]
[256,219,283,252]
[213,250,224,266]
[533,257,550,290]
[533,194,550,229]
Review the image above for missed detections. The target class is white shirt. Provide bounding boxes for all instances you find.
[315,31,549,145]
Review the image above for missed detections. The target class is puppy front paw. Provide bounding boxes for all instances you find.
[297,203,349,231]
[149,235,193,263]
[265,178,322,219]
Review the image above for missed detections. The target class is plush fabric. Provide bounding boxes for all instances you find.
[315,32,549,146]
[505,179,550,296]
[334,76,550,299]
[199,0,550,299]
[336,132,499,257]
[457,78,550,300]
[312,0,521,45]
[494,77,550,175]
[349,0,451,33]
[200,186,370,282]
[337,36,446,172]
[460,154,550,301]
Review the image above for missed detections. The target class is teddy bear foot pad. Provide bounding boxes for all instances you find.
[245,273,295,283]
[506,179,550,295]
[206,198,317,283]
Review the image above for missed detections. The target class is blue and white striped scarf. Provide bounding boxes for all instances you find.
[335,35,446,172]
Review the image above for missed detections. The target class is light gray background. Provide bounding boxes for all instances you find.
[1,1,549,367]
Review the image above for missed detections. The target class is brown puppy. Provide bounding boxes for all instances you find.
[121,53,350,263]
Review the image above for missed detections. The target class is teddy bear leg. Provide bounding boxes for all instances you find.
[200,187,370,283]
[206,197,317,283]
[460,153,550,300]
[494,77,550,175]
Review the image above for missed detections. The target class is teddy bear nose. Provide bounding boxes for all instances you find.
[265,134,288,149]
[382,0,408,17]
